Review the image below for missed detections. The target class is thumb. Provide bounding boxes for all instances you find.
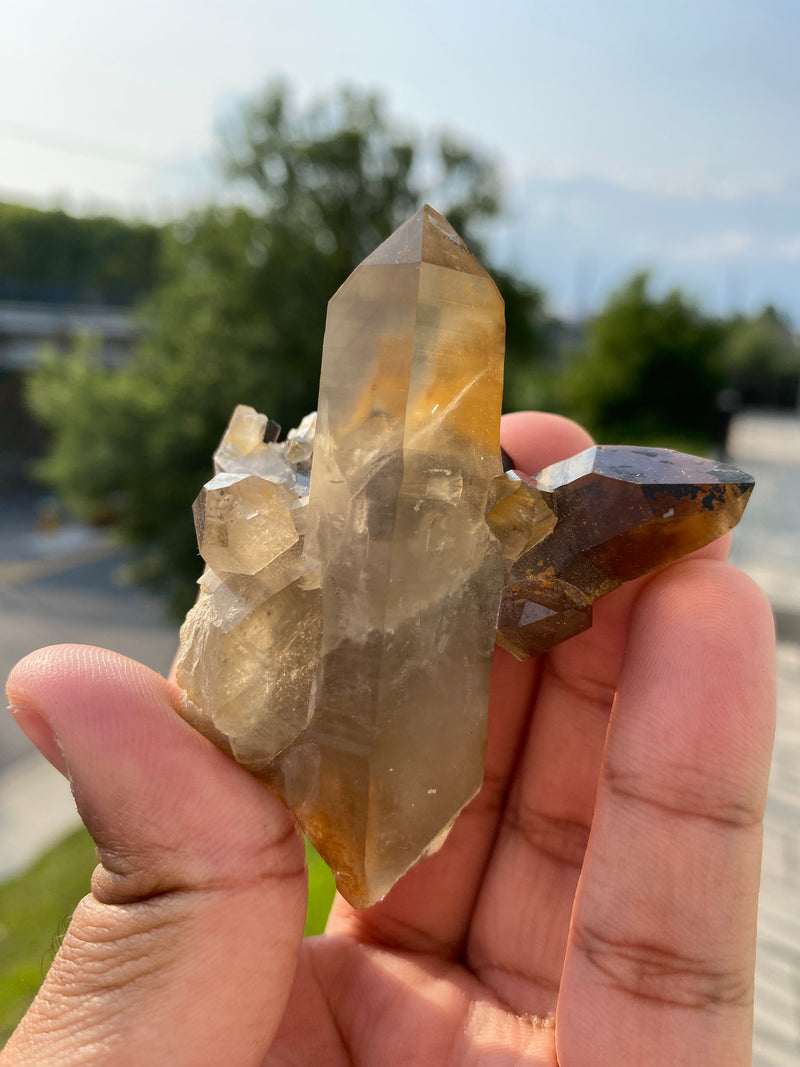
[4,645,307,1067]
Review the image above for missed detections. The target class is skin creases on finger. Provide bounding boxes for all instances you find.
[557,560,776,1067]
[463,537,733,1017]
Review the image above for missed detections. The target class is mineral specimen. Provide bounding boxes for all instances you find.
[489,448,754,659]
[176,204,754,908]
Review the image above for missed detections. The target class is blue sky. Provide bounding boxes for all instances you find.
[1,0,799,319]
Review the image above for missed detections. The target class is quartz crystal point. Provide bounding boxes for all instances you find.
[176,205,754,909]
[177,205,505,907]
[489,447,754,659]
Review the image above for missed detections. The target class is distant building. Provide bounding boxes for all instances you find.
[0,301,137,371]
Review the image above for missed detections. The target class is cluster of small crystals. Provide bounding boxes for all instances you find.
[176,205,755,909]
[176,406,322,766]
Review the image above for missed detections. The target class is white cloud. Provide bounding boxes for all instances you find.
[517,163,791,204]
[777,237,800,262]
[670,230,755,262]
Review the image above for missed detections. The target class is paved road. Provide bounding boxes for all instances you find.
[0,535,177,774]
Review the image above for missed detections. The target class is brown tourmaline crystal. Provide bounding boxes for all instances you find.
[489,448,754,659]
[176,206,754,908]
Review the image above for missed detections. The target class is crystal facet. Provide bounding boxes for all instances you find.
[490,448,754,659]
[194,472,300,576]
[176,206,754,908]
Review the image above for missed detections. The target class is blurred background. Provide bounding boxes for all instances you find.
[1,1,798,1060]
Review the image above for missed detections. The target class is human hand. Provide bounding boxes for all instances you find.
[3,412,775,1066]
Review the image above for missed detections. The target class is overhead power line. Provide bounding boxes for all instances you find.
[0,118,189,172]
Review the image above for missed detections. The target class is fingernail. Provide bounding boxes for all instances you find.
[8,704,70,778]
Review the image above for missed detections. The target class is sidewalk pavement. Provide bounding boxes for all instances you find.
[0,752,80,880]
[0,536,178,874]
[754,641,800,1066]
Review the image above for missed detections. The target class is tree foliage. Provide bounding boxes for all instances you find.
[0,202,159,304]
[27,84,546,613]
[721,305,799,406]
[555,273,729,450]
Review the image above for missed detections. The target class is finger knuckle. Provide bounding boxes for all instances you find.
[604,761,763,832]
[90,820,306,907]
[505,802,590,871]
[575,919,752,1010]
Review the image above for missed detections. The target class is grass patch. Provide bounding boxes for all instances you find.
[0,828,336,1046]
[304,839,336,935]
[0,826,96,1046]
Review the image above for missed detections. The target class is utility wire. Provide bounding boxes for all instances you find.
[0,118,191,172]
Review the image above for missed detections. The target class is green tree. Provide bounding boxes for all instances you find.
[0,202,159,303]
[721,305,799,406]
[500,275,567,414]
[27,84,546,614]
[556,273,728,450]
